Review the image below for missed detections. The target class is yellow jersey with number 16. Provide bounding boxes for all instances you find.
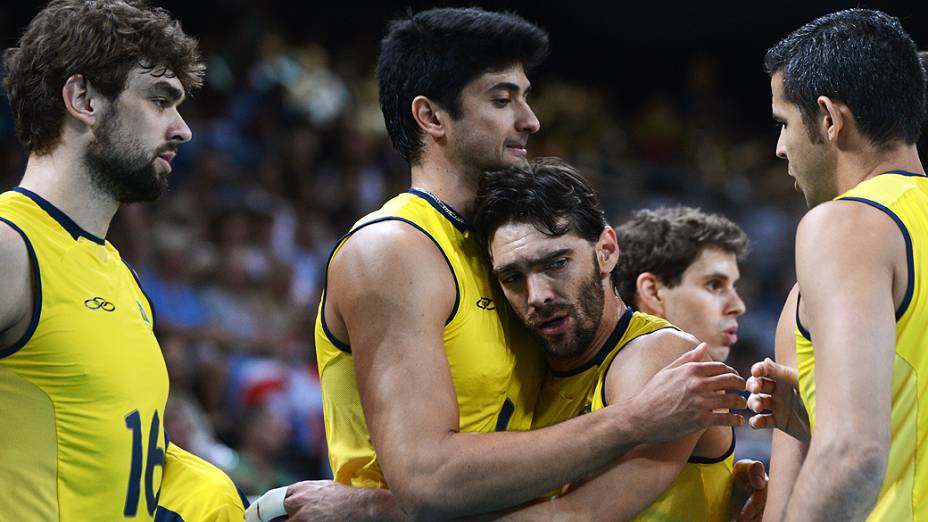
[0,188,167,521]
[315,189,543,488]
[796,171,928,521]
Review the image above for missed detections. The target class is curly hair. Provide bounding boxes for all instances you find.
[473,157,607,248]
[614,207,749,306]
[4,0,205,154]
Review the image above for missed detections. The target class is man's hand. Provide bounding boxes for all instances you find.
[746,358,810,442]
[626,343,747,444]
[284,480,399,522]
[731,459,767,522]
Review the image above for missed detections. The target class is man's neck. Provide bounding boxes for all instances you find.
[18,149,119,239]
[546,289,625,374]
[409,155,480,220]
[835,143,925,195]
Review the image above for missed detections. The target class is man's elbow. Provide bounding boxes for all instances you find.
[818,435,888,488]
[389,471,457,521]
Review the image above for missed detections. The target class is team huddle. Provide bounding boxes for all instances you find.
[0,1,925,521]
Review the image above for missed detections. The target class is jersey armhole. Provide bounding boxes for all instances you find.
[0,217,42,359]
[837,196,913,320]
[319,216,461,353]
[598,325,679,407]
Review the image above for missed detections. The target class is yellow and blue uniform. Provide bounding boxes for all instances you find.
[796,171,928,521]
[155,444,248,522]
[533,308,734,521]
[0,187,245,521]
[315,188,543,487]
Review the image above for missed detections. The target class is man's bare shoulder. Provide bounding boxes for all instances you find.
[798,198,900,244]
[0,219,32,337]
[326,218,457,329]
[621,328,701,368]
[608,328,700,396]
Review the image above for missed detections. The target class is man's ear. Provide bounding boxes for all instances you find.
[62,74,104,128]
[597,226,620,275]
[817,95,850,147]
[411,95,447,140]
[635,272,665,316]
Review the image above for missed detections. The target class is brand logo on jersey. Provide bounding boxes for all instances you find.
[137,301,151,326]
[476,297,496,310]
[84,296,115,312]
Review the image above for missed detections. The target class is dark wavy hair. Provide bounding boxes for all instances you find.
[377,7,548,165]
[4,0,205,155]
[474,157,607,248]
[764,9,925,147]
[613,207,749,307]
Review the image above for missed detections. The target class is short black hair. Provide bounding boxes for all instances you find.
[377,7,549,165]
[613,207,749,307]
[474,157,607,248]
[764,9,925,147]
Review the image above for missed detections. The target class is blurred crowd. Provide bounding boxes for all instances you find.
[0,30,862,494]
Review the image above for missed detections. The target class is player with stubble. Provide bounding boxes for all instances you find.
[258,7,749,522]
[0,1,246,520]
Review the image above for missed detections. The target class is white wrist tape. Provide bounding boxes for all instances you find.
[244,486,288,522]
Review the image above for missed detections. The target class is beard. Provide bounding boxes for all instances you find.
[84,108,171,203]
[534,259,605,361]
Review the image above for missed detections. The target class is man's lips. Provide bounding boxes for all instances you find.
[723,328,738,344]
[505,142,528,156]
[533,313,570,337]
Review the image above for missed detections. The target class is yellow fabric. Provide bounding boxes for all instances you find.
[796,172,928,520]
[314,190,543,488]
[534,308,733,521]
[0,189,167,520]
[156,444,247,521]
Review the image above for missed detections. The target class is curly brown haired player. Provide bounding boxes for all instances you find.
[0,2,246,520]
[614,207,749,362]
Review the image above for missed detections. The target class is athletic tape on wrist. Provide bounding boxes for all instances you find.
[244,486,287,522]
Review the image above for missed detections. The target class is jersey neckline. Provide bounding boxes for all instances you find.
[407,188,470,232]
[12,187,106,245]
[550,306,634,378]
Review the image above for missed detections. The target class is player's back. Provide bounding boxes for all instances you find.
[0,188,168,521]
[796,171,928,520]
[314,189,542,488]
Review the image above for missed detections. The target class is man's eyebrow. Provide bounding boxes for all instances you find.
[150,81,184,103]
[486,81,530,95]
[492,248,572,277]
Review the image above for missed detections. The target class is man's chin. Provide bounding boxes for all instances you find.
[708,345,731,362]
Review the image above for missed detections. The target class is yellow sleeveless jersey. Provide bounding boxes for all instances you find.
[533,308,734,521]
[796,171,928,521]
[155,444,249,522]
[314,189,543,488]
[0,188,168,520]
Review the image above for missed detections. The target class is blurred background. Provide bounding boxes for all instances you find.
[2,0,927,495]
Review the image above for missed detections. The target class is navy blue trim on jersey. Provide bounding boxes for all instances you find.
[0,217,42,359]
[689,427,736,464]
[236,484,251,508]
[839,197,914,320]
[551,306,634,378]
[795,293,811,342]
[885,170,927,177]
[154,506,184,522]
[12,187,106,245]
[319,216,462,353]
[598,325,680,407]
[407,188,470,232]
[122,259,157,330]
[494,398,515,431]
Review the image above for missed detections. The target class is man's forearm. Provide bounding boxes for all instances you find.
[783,440,886,521]
[402,405,643,519]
